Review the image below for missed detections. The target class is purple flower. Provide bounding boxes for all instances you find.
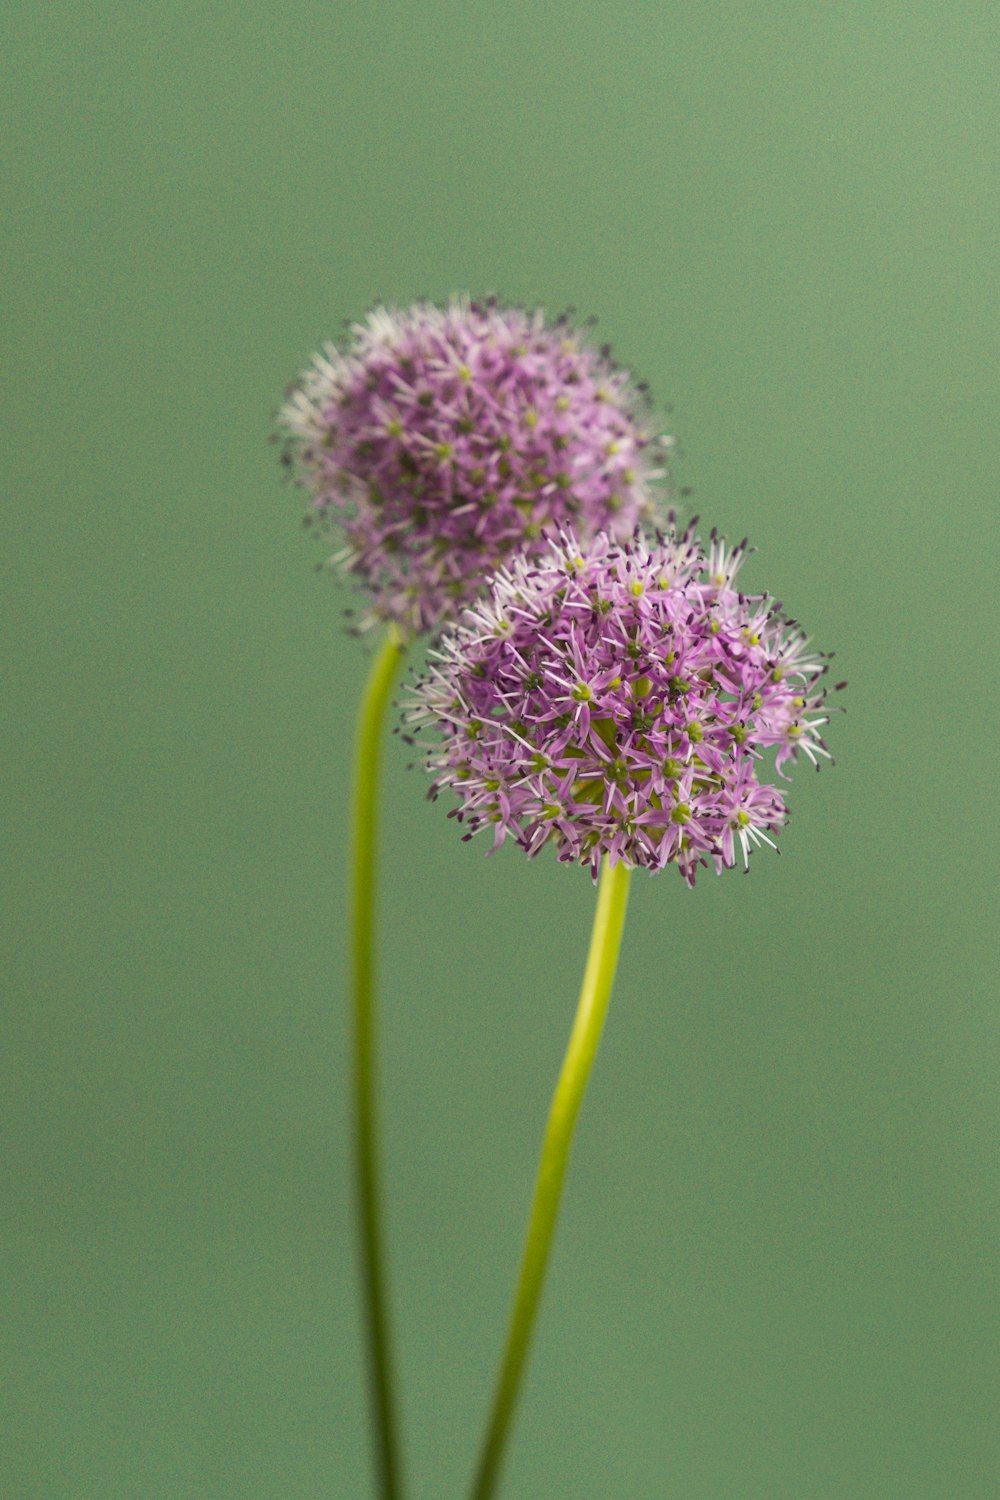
[409,525,839,884]
[279,298,671,635]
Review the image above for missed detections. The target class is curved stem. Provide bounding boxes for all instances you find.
[469,856,632,1500]
[350,626,408,1500]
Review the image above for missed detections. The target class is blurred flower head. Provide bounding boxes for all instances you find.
[279,297,671,635]
[409,524,839,884]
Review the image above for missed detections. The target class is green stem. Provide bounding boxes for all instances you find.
[350,626,408,1500]
[469,856,632,1500]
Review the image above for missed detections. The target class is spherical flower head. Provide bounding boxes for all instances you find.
[409,524,840,885]
[279,297,671,636]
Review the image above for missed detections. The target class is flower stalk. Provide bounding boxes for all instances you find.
[470,856,632,1500]
[350,626,408,1500]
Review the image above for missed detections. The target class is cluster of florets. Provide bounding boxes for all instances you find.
[409,526,838,884]
[279,297,670,635]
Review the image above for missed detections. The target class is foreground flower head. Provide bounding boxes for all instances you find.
[409,525,840,884]
[279,297,671,635]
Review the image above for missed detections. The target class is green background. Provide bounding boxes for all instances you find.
[4,2,997,1496]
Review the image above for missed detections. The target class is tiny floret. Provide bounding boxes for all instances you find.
[409,525,837,884]
[279,297,670,634]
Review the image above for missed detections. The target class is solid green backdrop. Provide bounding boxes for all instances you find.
[3,2,997,1496]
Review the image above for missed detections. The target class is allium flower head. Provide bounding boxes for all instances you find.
[279,297,670,635]
[409,524,840,885]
